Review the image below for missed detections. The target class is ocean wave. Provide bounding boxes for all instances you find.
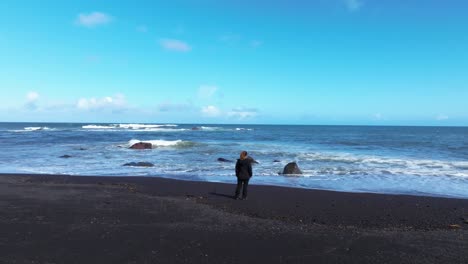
[297,152,468,178]
[189,126,253,131]
[21,127,52,131]
[118,124,178,129]
[83,124,178,130]
[82,125,115,129]
[135,128,188,132]
[127,139,195,148]
[453,161,468,170]
[200,126,222,131]
[190,126,223,131]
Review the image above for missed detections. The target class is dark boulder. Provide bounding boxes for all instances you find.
[60,155,72,158]
[282,162,302,174]
[273,160,281,163]
[217,158,232,162]
[123,162,154,167]
[130,142,152,149]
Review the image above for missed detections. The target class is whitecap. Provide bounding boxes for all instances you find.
[118,124,177,129]
[82,125,116,129]
[83,124,178,130]
[131,128,188,132]
[200,126,222,131]
[24,127,51,131]
[127,139,194,148]
[452,161,468,170]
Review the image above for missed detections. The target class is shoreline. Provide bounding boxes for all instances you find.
[4,172,466,200]
[1,173,468,263]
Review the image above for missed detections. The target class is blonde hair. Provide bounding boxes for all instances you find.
[239,151,248,160]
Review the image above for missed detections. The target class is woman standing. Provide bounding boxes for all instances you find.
[235,151,253,200]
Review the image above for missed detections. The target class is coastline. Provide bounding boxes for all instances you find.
[1,173,467,263]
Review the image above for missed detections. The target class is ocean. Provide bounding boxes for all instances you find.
[0,122,467,198]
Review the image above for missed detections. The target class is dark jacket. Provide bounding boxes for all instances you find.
[235,158,253,180]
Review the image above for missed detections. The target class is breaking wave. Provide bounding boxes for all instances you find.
[9,127,55,132]
[82,124,187,132]
[296,152,468,178]
[127,139,196,148]
[190,126,253,131]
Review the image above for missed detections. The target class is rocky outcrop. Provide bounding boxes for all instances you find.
[282,162,302,174]
[123,162,154,167]
[130,142,152,149]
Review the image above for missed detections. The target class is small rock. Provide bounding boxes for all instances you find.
[448,224,461,229]
[273,160,281,162]
[60,155,72,158]
[217,158,232,162]
[123,162,154,167]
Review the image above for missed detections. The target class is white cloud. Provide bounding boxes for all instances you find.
[198,85,218,99]
[75,12,113,27]
[201,105,221,117]
[228,107,258,120]
[344,0,363,12]
[160,38,192,52]
[436,114,449,121]
[25,91,39,110]
[250,40,263,48]
[76,94,127,111]
[26,91,39,102]
[136,25,148,33]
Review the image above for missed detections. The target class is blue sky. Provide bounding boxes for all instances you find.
[0,0,467,125]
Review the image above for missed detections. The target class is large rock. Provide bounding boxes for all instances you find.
[282,162,302,174]
[123,162,154,167]
[130,142,152,149]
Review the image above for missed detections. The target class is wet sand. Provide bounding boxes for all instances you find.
[1,173,467,264]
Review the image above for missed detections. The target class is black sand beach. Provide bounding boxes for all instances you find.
[1,173,467,264]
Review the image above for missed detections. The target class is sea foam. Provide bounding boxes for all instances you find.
[83,124,178,130]
[24,127,51,131]
[127,139,193,148]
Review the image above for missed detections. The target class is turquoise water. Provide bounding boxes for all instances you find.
[0,122,467,198]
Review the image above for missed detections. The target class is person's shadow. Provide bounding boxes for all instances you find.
[209,192,236,200]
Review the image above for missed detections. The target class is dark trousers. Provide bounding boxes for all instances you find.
[235,178,249,198]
